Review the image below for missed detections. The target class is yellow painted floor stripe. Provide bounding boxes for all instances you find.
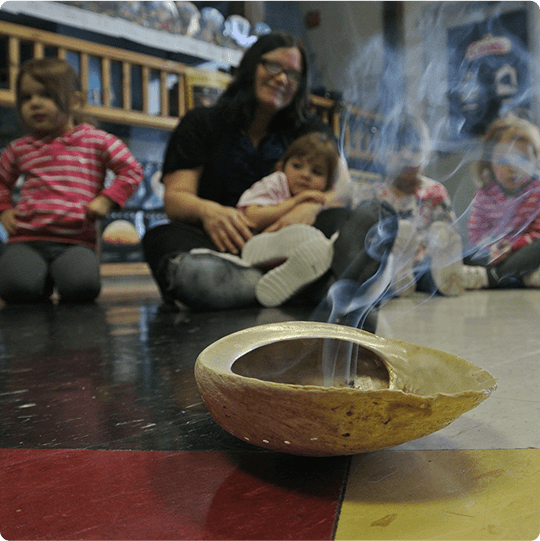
[335,449,540,540]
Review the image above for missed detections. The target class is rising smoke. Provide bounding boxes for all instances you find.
[313,2,540,385]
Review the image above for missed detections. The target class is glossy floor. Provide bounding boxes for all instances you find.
[0,268,539,540]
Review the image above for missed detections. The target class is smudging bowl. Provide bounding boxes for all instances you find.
[194,322,497,456]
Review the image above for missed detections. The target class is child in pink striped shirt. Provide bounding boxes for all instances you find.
[465,115,540,288]
[0,58,143,303]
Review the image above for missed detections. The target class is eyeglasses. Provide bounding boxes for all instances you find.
[259,59,302,85]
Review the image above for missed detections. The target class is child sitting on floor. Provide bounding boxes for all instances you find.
[0,58,143,303]
[236,132,342,307]
[463,114,540,288]
[354,113,486,297]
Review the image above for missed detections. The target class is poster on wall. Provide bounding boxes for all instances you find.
[447,9,529,141]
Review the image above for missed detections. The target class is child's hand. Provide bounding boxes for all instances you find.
[293,190,327,205]
[0,208,20,236]
[87,195,116,221]
[415,244,427,263]
[263,202,320,233]
[321,190,344,208]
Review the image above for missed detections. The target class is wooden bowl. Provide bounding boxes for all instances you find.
[195,322,497,456]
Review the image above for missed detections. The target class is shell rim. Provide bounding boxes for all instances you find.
[195,322,498,399]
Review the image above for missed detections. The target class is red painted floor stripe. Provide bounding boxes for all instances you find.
[1,448,347,540]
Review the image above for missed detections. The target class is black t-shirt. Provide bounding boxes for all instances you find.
[162,106,333,208]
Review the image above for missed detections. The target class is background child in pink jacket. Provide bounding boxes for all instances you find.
[466,115,540,288]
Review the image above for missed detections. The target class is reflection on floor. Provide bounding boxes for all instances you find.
[0,264,539,540]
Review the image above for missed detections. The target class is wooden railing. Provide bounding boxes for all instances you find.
[0,20,187,130]
[0,19,377,167]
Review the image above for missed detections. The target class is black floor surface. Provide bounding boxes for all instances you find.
[0,293,318,453]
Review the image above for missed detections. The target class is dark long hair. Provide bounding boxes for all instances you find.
[215,31,311,131]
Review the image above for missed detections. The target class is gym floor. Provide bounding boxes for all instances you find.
[0,263,538,540]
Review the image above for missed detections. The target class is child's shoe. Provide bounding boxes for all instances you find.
[432,261,488,295]
[389,220,420,297]
[429,222,469,296]
[255,234,337,307]
[461,265,489,289]
[523,266,540,287]
[242,224,328,269]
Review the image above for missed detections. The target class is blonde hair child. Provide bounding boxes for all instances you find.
[467,114,540,287]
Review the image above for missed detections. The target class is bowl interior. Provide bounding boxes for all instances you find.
[232,337,390,390]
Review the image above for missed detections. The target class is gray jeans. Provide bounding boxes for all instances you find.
[0,241,101,303]
[465,238,540,287]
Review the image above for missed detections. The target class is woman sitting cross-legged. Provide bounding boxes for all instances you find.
[142,31,398,334]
